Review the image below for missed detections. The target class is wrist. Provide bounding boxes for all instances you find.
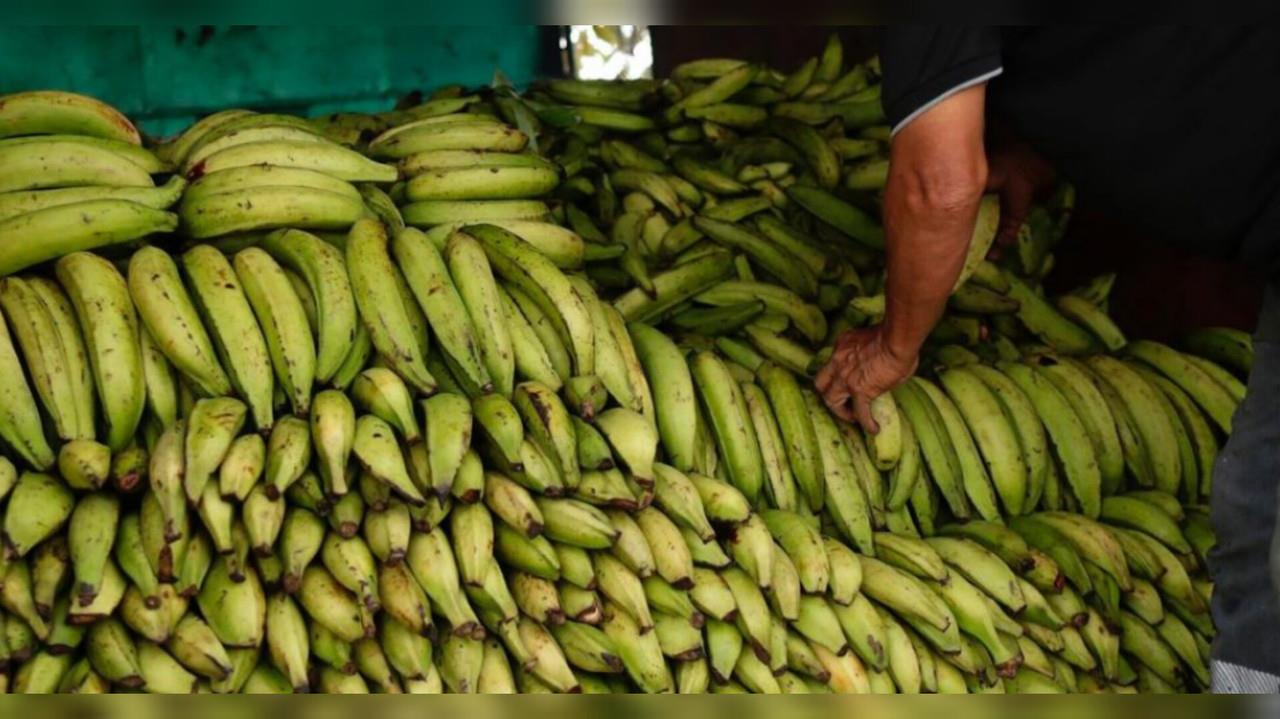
[877,323,920,368]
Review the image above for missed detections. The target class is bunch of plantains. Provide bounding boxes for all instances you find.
[0,34,1249,693]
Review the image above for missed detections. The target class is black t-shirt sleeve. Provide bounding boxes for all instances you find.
[881,26,1004,133]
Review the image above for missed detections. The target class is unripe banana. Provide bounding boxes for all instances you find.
[352,635,402,693]
[719,566,774,665]
[599,600,672,693]
[537,498,619,549]
[196,556,265,648]
[4,472,75,557]
[562,375,608,422]
[683,568,733,623]
[378,561,434,637]
[377,614,432,682]
[387,228,495,396]
[22,280,88,442]
[633,507,694,589]
[128,247,233,398]
[325,478,365,531]
[24,538,64,624]
[239,484,282,557]
[607,509,657,578]
[192,137,396,181]
[681,473,746,526]
[301,618,351,681]
[296,565,367,643]
[858,555,955,633]
[177,246,274,427]
[3,563,50,646]
[85,617,145,689]
[495,440,564,499]
[346,218,437,394]
[0,276,82,442]
[136,639,200,694]
[511,571,566,626]
[783,628,831,683]
[249,231,355,385]
[647,464,713,543]
[369,118,527,159]
[465,557,520,626]
[177,163,358,204]
[448,229,515,397]
[762,509,831,593]
[423,393,473,500]
[0,90,142,144]
[574,468,638,509]
[405,528,481,637]
[213,433,261,502]
[319,533,380,629]
[472,393,524,470]
[165,613,233,680]
[183,397,248,505]
[230,247,315,417]
[315,664,370,693]
[594,407,658,486]
[179,181,366,240]
[550,619,624,673]
[513,381,580,491]
[137,491,179,583]
[57,439,111,491]
[351,367,419,443]
[350,414,423,506]
[67,491,120,606]
[60,555,123,626]
[560,584,604,624]
[57,652,110,690]
[483,471,544,540]
[264,416,312,500]
[304,389,355,497]
[450,502,495,588]
[180,119,333,173]
[117,578,184,647]
[404,162,559,201]
[265,593,310,691]
[874,532,950,583]
[705,616,745,684]
[0,292,53,469]
[108,439,146,492]
[804,389,874,553]
[592,552,653,633]
[0,132,154,192]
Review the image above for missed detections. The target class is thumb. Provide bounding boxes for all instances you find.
[854,395,879,435]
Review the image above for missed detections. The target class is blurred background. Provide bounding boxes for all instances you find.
[0,24,1260,338]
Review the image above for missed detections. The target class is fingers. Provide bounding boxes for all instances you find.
[822,384,856,422]
[817,328,867,394]
[814,358,839,394]
[995,180,1034,249]
[854,394,879,435]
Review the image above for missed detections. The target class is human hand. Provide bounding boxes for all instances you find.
[815,326,919,432]
[985,139,1056,253]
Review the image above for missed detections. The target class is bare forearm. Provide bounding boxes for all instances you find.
[879,83,989,362]
[881,185,983,360]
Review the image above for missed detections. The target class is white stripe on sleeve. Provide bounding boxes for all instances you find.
[891,67,1005,136]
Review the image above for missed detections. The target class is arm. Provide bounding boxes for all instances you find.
[817,83,989,427]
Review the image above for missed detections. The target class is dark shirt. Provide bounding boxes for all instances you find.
[881,27,1280,274]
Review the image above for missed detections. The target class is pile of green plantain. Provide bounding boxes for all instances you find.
[0,33,1247,693]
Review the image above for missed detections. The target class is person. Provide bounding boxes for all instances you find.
[815,27,1280,692]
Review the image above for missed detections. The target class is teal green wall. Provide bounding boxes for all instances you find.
[0,26,546,138]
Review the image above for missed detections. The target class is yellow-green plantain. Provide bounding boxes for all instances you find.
[233,247,316,417]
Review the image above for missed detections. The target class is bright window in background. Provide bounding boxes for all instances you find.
[568,25,653,80]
